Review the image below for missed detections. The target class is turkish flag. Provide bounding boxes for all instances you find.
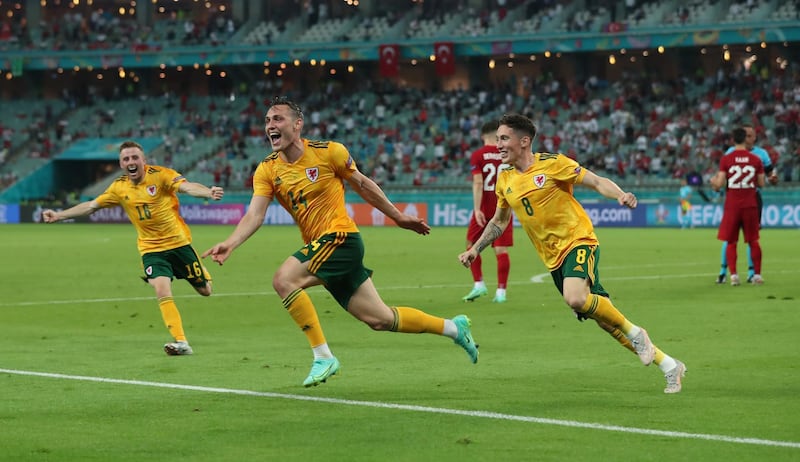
[434,42,455,76]
[378,44,399,77]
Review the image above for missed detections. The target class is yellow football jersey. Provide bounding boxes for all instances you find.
[253,139,359,243]
[496,152,598,270]
[95,165,191,255]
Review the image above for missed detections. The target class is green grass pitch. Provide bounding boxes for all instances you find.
[0,224,798,461]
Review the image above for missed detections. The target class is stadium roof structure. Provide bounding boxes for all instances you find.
[1,21,798,72]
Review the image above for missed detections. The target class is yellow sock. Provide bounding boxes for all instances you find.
[391,306,445,334]
[653,347,666,366]
[283,289,326,348]
[594,320,635,354]
[581,294,635,334]
[158,296,186,342]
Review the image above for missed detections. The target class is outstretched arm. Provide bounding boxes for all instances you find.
[709,171,726,191]
[178,181,224,200]
[347,170,430,235]
[42,200,100,223]
[579,169,637,208]
[458,206,512,267]
[202,194,271,265]
[471,173,486,227]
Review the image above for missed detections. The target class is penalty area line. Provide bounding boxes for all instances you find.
[1,368,798,449]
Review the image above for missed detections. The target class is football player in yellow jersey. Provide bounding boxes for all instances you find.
[43,140,224,356]
[458,113,686,394]
[203,97,478,387]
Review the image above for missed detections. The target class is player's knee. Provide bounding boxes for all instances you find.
[351,305,393,331]
[272,272,291,296]
[196,284,212,297]
[364,318,391,331]
[563,293,587,311]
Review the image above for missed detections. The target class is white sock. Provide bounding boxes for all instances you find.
[625,325,642,340]
[443,319,458,339]
[312,343,334,360]
[658,355,677,373]
[474,281,486,290]
[495,288,506,297]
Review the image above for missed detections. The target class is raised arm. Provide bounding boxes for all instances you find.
[346,169,430,235]
[178,181,224,201]
[579,169,638,208]
[202,194,271,265]
[42,200,100,223]
[471,172,486,227]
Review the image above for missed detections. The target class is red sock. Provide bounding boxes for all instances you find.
[749,240,762,274]
[469,253,483,282]
[496,253,510,289]
[726,242,738,275]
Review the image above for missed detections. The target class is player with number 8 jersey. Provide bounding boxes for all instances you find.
[458,113,686,393]
[495,151,596,271]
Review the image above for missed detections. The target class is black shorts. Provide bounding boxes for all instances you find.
[293,232,373,309]
[141,244,210,289]
[549,244,609,298]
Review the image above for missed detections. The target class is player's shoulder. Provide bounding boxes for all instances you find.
[112,174,129,184]
[261,151,281,164]
[536,152,568,167]
[535,151,561,160]
[145,164,178,180]
[306,139,343,151]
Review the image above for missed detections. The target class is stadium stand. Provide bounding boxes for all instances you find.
[1,0,798,204]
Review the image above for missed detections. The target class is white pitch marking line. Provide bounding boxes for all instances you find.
[0,270,768,308]
[1,368,798,449]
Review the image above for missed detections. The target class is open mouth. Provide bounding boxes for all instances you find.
[268,132,281,145]
[127,166,138,175]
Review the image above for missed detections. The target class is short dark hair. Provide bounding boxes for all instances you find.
[119,140,144,153]
[269,96,304,120]
[499,113,537,139]
[732,127,747,144]
[480,120,500,135]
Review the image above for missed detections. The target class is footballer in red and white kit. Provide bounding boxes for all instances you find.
[467,144,513,245]
[463,120,513,303]
[711,128,766,285]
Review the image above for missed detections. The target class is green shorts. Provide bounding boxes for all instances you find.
[549,244,609,298]
[292,232,373,309]
[141,244,210,289]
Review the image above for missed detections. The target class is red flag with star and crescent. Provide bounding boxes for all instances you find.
[378,44,399,77]
[434,42,455,76]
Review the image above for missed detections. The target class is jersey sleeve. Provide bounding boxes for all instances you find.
[252,160,274,199]
[495,170,509,209]
[552,154,586,184]
[329,142,358,179]
[95,181,121,207]
[752,147,772,168]
[718,154,732,172]
[162,167,186,193]
[753,154,765,174]
[469,148,482,175]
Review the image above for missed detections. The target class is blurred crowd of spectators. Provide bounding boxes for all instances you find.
[1,63,799,196]
[0,6,238,52]
[0,61,800,199]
